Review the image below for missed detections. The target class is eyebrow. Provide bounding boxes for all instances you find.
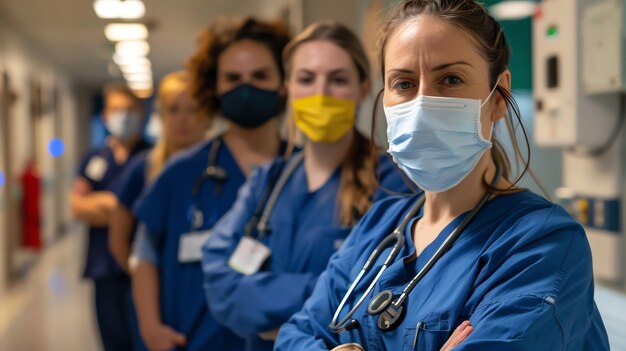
[386,61,474,75]
[223,66,272,75]
[297,68,350,75]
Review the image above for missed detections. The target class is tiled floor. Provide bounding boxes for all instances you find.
[0,229,99,351]
[0,229,624,351]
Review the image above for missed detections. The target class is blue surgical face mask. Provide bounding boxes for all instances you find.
[219,84,281,129]
[384,82,499,192]
[105,109,141,142]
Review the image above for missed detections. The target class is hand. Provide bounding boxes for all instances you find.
[258,328,280,341]
[141,323,187,351]
[440,321,473,351]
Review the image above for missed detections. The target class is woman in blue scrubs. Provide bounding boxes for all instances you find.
[70,84,151,351]
[201,22,415,351]
[110,71,208,274]
[109,71,209,350]
[130,18,291,351]
[275,1,610,350]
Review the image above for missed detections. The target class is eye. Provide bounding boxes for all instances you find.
[392,80,415,91]
[442,75,463,86]
[331,76,349,85]
[225,73,241,83]
[252,71,269,80]
[296,75,314,85]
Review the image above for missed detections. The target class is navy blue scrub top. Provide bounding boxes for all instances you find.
[133,139,249,351]
[202,152,416,351]
[77,140,151,280]
[114,149,150,211]
[275,191,610,351]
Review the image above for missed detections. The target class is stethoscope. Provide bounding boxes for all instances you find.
[188,137,228,231]
[243,152,303,241]
[329,163,502,334]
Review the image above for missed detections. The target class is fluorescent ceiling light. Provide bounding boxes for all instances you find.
[128,81,153,90]
[94,0,145,19]
[119,64,152,74]
[113,55,150,66]
[490,1,536,20]
[124,73,153,82]
[115,40,150,57]
[105,23,148,41]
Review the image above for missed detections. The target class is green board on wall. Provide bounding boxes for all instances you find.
[482,0,533,91]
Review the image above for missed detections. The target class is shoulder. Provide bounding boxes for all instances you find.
[348,193,419,245]
[127,149,151,170]
[160,140,213,175]
[496,191,582,242]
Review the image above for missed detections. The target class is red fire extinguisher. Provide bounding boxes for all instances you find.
[21,159,42,250]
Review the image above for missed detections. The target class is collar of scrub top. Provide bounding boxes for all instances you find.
[329,162,503,334]
[188,136,228,231]
[243,152,304,241]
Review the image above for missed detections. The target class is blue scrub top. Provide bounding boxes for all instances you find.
[202,152,416,351]
[77,140,151,280]
[114,149,150,210]
[133,139,247,351]
[275,191,610,351]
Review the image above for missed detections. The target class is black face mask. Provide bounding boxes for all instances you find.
[219,84,281,129]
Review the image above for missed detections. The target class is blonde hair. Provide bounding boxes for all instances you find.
[147,71,190,182]
[283,22,378,226]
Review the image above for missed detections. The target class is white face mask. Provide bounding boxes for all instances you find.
[105,109,141,141]
[384,82,499,192]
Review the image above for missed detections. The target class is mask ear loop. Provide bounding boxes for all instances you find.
[479,77,502,142]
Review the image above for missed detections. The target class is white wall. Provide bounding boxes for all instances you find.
[0,19,83,295]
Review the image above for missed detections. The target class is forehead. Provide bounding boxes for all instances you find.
[106,91,135,107]
[384,15,486,72]
[219,39,275,70]
[291,40,354,72]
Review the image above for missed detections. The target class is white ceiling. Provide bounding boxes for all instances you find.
[0,0,291,89]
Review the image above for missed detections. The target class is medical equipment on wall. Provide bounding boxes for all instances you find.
[533,0,625,283]
[328,165,502,333]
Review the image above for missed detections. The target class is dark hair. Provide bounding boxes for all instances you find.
[376,0,534,190]
[103,82,142,107]
[283,22,379,226]
[187,17,291,119]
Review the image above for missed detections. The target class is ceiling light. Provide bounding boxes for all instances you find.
[128,81,153,90]
[105,23,148,41]
[115,40,150,57]
[490,1,537,20]
[113,55,150,66]
[124,73,153,82]
[119,64,152,74]
[94,0,145,19]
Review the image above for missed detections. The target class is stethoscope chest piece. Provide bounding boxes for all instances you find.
[368,290,405,332]
[367,290,394,315]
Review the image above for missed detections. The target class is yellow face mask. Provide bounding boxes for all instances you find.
[292,95,356,143]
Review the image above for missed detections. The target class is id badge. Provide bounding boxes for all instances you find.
[178,230,212,263]
[85,156,108,182]
[228,236,271,275]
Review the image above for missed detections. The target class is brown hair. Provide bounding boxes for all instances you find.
[103,82,142,108]
[283,21,379,226]
[187,17,291,120]
[376,0,534,190]
[147,71,190,182]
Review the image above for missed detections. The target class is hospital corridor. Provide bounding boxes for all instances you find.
[1,0,626,350]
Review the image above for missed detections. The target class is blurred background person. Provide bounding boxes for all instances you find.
[108,71,210,350]
[69,84,151,351]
